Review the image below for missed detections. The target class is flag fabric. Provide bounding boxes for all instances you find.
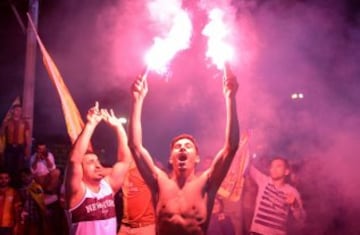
[217,131,250,201]
[40,46,85,144]
[27,14,88,146]
[0,97,21,155]
[27,180,47,213]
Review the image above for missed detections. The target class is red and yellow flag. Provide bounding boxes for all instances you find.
[27,14,87,145]
[39,44,84,144]
[217,131,250,201]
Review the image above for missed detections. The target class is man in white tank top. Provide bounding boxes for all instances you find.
[65,103,132,235]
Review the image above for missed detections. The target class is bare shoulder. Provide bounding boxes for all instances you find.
[67,181,86,209]
[154,168,171,181]
[153,171,170,191]
[103,176,114,189]
[198,169,213,184]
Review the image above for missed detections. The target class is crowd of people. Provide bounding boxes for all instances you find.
[0,66,306,235]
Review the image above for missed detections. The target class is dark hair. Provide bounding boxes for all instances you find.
[270,156,290,169]
[170,134,199,153]
[0,169,10,176]
[34,139,47,147]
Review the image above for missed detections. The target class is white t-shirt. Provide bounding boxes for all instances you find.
[30,152,56,176]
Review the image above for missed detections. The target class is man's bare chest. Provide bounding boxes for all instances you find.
[156,178,208,219]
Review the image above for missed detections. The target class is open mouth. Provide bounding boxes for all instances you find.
[178,153,188,162]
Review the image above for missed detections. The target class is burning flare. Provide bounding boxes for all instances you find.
[202,8,234,70]
[145,0,193,74]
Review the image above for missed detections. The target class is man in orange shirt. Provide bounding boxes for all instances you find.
[0,170,21,235]
[118,161,155,235]
[1,104,30,178]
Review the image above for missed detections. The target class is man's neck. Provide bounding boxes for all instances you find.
[84,180,101,193]
[272,178,285,187]
[12,116,21,121]
[174,171,195,188]
[0,186,9,193]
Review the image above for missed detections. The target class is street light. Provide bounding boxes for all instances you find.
[291,92,304,100]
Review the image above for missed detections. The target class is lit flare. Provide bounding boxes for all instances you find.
[145,1,193,74]
[202,8,234,70]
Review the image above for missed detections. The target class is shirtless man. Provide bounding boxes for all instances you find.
[65,103,132,235]
[128,64,240,235]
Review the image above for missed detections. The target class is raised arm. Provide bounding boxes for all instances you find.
[248,156,269,185]
[102,109,132,193]
[65,102,102,208]
[128,75,161,191]
[207,64,240,193]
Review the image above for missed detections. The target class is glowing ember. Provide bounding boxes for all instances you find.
[202,8,234,70]
[145,0,192,74]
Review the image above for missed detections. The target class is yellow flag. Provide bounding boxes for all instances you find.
[0,97,21,155]
[27,181,46,213]
[27,14,88,146]
[39,44,84,144]
[217,131,250,201]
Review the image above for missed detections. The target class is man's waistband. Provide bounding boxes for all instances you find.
[6,143,25,148]
[121,221,154,228]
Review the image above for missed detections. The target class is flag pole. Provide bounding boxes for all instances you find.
[22,0,39,157]
[8,0,26,34]
[26,13,92,150]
